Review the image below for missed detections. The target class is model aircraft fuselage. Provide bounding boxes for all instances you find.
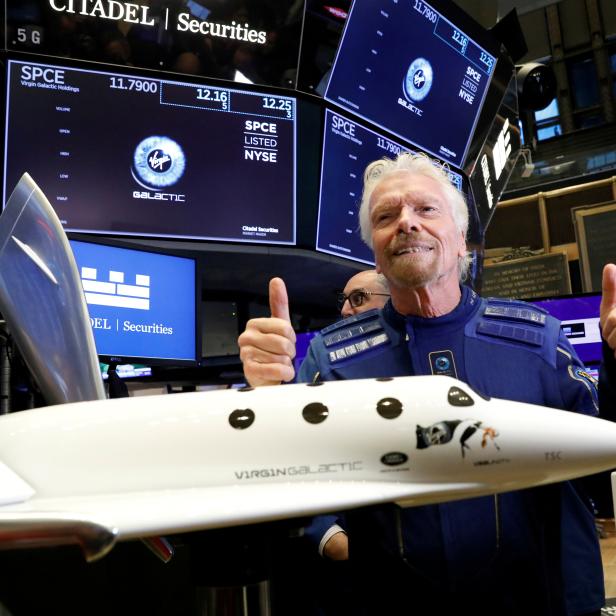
[0,175,615,563]
[1,375,616,561]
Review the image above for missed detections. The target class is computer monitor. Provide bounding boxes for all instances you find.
[5,58,297,245]
[69,237,201,366]
[530,293,602,365]
[100,362,152,381]
[316,109,465,264]
[323,0,500,169]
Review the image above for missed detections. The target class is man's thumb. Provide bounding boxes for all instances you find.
[269,277,291,322]
[602,263,616,315]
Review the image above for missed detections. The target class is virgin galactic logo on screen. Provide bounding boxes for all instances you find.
[132,136,186,189]
[131,135,187,202]
[404,58,433,103]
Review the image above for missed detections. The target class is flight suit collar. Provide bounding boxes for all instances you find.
[382,285,480,331]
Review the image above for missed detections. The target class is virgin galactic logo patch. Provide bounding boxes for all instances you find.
[132,136,186,190]
[403,57,433,103]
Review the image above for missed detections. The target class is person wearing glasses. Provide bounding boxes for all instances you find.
[337,270,390,318]
[239,153,616,616]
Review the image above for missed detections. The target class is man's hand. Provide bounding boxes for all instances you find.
[600,263,616,357]
[323,531,349,561]
[238,278,297,387]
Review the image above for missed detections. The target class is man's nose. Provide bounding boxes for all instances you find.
[341,300,354,318]
[397,206,421,234]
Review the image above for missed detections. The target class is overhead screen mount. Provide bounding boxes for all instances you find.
[4,59,297,246]
[519,148,535,178]
[516,62,558,112]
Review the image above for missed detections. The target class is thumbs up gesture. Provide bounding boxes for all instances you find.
[238,278,297,387]
[600,264,616,357]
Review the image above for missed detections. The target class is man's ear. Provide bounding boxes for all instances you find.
[458,232,467,258]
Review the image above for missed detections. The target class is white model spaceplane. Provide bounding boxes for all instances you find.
[0,376,616,563]
[0,174,615,563]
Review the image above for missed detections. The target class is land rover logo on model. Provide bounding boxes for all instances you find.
[380,452,408,466]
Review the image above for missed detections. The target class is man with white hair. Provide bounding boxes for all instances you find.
[239,153,614,616]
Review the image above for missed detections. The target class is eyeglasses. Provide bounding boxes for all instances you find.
[336,289,390,311]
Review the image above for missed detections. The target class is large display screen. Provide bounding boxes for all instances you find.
[69,238,199,365]
[5,0,303,88]
[470,74,520,232]
[531,293,601,365]
[317,109,464,264]
[5,59,297,244]
[323,0,497,168]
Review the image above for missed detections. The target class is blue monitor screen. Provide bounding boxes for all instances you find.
[5,59,296,245]
[317,109,464,264]
[294,331,318,373]
[324,0,496,168]
[70,239,199,365]
[531,294,602,365]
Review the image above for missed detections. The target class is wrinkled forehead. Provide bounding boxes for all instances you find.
[369,170,448,211]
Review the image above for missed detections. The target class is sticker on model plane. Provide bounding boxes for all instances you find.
[416,419,500,458]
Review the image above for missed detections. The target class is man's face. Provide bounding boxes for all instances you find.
[369,171,466,289]
[340,272,389,318]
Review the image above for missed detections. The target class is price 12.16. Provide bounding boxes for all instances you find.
[196,88,229,109]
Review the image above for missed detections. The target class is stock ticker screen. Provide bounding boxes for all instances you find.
[5,60,296,244]
[324,0,496,168]
[317,110,464,264]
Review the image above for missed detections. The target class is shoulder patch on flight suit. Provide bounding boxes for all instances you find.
[318,310,390,364]
[483,301,547,326]
[568,365,599,408]
[474,298,548,348]
[328,332,390,364]
[321,309,382,348]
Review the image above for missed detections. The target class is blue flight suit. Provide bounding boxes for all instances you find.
[298,286,604,616]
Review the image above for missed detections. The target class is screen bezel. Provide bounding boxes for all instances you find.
[69,232,203,367]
